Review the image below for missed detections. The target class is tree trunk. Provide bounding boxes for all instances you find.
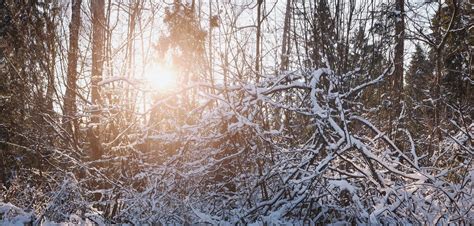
[45,4,57,115]
[280,0,291,71]
[255,0,263,82]
[393,0,404,106]
[63,0,82,141]
[90,0,105,160]
[390,0,404,139]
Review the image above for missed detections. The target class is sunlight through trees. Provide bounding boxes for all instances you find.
[0,0,472,224]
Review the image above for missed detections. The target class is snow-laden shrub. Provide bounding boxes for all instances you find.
[4,66,468,224]
[84,66,471,224]
[0,202,34,225]
[2,169,51,218]
[40,173,88,223]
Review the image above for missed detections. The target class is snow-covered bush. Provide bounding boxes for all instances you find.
[40,173,88,223]
[0,202,34,225]
[78,66,472,224]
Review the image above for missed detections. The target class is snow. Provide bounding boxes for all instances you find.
[0,202,33,226]
[328,179,356,194]
[2,68,472,224]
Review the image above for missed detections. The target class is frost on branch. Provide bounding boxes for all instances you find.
[61,66,470,224]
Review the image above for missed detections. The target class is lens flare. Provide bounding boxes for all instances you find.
[143,64,177,91]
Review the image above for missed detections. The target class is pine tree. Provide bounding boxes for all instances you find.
[406,44,433,105]
[430,0,471,105]
[156,0,206,84]
[404,44,433,149]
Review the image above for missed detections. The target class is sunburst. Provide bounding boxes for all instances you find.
[143,63,178,92]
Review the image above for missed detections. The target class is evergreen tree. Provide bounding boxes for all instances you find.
[156,0,206,84]
[404,44,434,151]
[406,44,433,105]
[430,0,471,109]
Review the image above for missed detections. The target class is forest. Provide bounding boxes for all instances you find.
[0,0,472,224]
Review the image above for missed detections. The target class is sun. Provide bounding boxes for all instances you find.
[143,63,178,91]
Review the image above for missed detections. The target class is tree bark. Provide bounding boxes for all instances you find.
[63,0,82,140]
[389,0,405,140]
[90,0,105,160]
[280,0,291,71]
[393,0,404,104]
[255,0,263,82]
